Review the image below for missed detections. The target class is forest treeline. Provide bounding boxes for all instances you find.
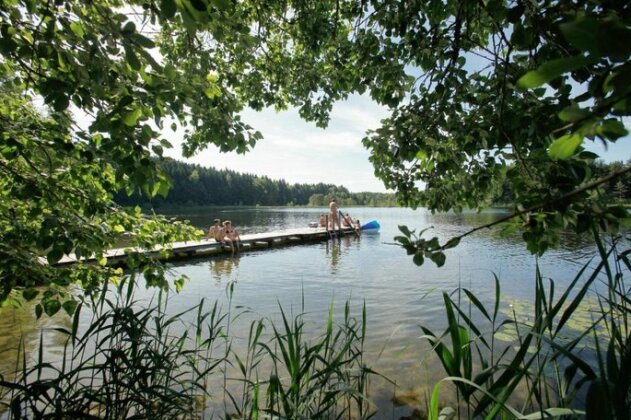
[494,159,631,204]
[115,158,398,208]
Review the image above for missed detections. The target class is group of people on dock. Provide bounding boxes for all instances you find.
[206,219,241,252]
[319,198,360,233]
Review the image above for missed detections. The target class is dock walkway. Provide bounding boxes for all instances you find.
[56,226,358,266]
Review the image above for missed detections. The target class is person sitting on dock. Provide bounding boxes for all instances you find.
[319,214,327,228]
[329,198,341,233]
[223,220,241,253]
[342,213,353,228]
[207,219,222,241]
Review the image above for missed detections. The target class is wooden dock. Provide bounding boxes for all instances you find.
[56,226,359,266]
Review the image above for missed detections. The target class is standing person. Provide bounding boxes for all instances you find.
[207,219,222,241]
[223,220,241,253]
[329,198,341,234]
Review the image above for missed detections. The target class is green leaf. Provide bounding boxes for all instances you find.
[69,21,85,38]
[413,252,424,266]
[443,237,460,249]
[53,94,70,112]
[548,133,583,159]
[124,44,141,70]
[560,16,631,59]
[157,179,171,198]
[204,85,221,99]
[22,288,39,301]
[558,104,590,123]
[122,107,143,127]
[398,225,412,237]
[47,248,64,264]
[189,0,208,12]
[429,252,446,267]
[122,21,136,34]
[44,299,61,317]
[161,0,177,19]
[132,33,155,49]
[596,119,628,140]
[62,299,78,316]
[517,55,594,89]
[174,277,186,293]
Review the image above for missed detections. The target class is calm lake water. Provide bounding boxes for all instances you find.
[157,206,601,416]
[0,207,606,418]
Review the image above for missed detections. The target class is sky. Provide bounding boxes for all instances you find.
[142,8,630,195]
[164,94,392,193]
[164,95,630,194]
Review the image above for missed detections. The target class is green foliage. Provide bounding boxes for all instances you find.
[0,276,375,418]
[115,158,397,208]
[1,276,226,418]
[116,158,359,207]
[5,0,626,307]
[422,237,631,419]
[351,1,631,257]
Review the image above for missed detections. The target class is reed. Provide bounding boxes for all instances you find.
[0,274,229,418]
[0,274,376,419]
[422,234,631,419]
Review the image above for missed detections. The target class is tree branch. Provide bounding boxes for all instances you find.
[436,163,631,251]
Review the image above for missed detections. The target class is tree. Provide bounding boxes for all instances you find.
[2,0,630,302]
[350,0,631,262]
[0,0,359,309]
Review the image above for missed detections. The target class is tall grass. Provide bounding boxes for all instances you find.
[422,234,631,419]
[0,275,227,418]
[0,274,376,419]
[223,299,378,419]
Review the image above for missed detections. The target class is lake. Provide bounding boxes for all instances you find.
[0,206,604,418]
[157,206,601,416]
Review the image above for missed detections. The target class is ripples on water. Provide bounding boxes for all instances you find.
[1,207,613,418]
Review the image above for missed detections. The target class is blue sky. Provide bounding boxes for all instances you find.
[166,96,630,194]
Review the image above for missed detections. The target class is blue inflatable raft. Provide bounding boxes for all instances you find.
[360,220,380,231]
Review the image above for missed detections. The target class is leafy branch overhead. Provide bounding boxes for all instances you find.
[356,1,631,261]
[1,0,631,310]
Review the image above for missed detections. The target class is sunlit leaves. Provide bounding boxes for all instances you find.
[517,55,595,89]
[122,107,143,127]
[548,134,583,160]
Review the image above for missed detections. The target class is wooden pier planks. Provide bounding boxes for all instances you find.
[55,226,356,266]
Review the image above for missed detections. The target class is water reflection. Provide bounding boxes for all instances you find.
[208,256,240,283]
[326,238,341,271]
[0,300,71,379]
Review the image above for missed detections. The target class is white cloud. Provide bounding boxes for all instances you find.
[164,95,391,192]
